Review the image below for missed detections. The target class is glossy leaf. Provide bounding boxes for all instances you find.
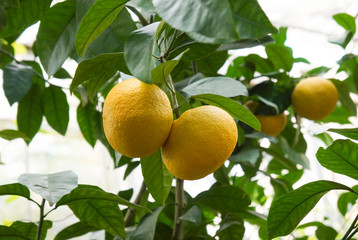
[42,86,69,135]
[265,44,294,71]
[229,0,277,39]
[76,102,97,147]
[328,128,358,140]
[337,186,358,216]
[68,199,125,238]
[192,185,251,212]
[140,150,173,205]
[54,222,99,240]
[0,129,30,142]
[17,84,43,141]
[124,22,160,83]
[131,206,165,240]
[0,221,52,240]
[333,13,356,34]
[153,0,238,43]
[179,205,202,225]
[0,0,52,38]
[267,180,354,239]
[192,93,261,131]
[3,63,33,106]
[71,53,128,100]
[316,139,358,180]
[151,50,187,84]
[182,77,247,97]
[216,215,245,240]
[53,68,72,79]
[0,183,30,199]
[75,0,128,56]
[36,0,77,76]
[18,170,78,206]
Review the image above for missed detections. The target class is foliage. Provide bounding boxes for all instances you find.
[0,0,357,239]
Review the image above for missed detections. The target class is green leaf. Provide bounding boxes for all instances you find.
[131,206,165,240]
[182,77,248,97]
[0,0,52,38]
[327,128,358,140]
[265,44,294,71]
[216,215,245,240]
[18,170,78,206]
[56,186,149,212]
[3,63,33,106]
[229,0,277,39]
[316,225,338,240]
[68,199,125,238]
[42,86,69,135]
[192,93,261,131]
[75,0,128,56]
[192,185,251,212]
[0,221,52,240]
[71,53,129,99]
[267,180,354,239]
[272,27,287,45]
[0,7,7,34]
[179,205,202,225]
[196,50,228,76]
[333,13,356,34]
[316,139,358,180]
[337,186,358,216]
[140,150,173,205]
[153,0,238,44]
[151,50,187,84]
[0,129,30,142]
[54,221,99,240]
[76,102,97,147]
[218,35,274,51]
[0,0,19,8]
[331,79,357,115]
[124,22,160,83]
[17,84,43,141]
[36,0,77,76]
[277,136,310,169]
[0,183,30,199]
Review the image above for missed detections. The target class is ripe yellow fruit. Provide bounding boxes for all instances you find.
[291,77,338,120]
[256,113,287,137]
[162,105,238,180]
[103,78,173,158]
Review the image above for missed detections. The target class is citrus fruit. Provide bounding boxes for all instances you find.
[291,77,338,120]
[162,105,238,180]
[256,113,287,137]
[103,78,173,158]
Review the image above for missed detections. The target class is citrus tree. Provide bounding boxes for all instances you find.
[0,0,358,239]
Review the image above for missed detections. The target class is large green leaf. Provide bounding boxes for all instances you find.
[265,44,294,71]
[36,0,77,76]
[192,93,261,131]
[0,0,19,8]
[153,0,238,44]
[181,77,248,97]
[3,63,33,106]
[76,102,97,147]
[0,129,30,142]
[18,170,78,206]
[316,139,358,180]
[267,180,354,239]
[68,199,125,238]
[54,221,99,240]
[56,186,149,212]
[0,0,52,38]
[17,84,43,141]
[327,128,358,140]
[192,185,251,212]
[75,0,128,56]
[131,206,165,240]
[0,183,30,199]
[42,86,69,135]
[71,53,128,99]
[140,150,173,205]
[124,22,160,83]
[229,0,277,39]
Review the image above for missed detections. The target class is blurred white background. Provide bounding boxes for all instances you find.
[0,0,358,239]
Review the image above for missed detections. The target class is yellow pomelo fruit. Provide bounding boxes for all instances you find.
[291,77,338,120]
[162,105,238,180]
[256,113,287,137]
[103,78,173,158]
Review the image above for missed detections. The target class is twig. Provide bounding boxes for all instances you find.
[343,213,358,240]
[126,5,149,26]
[36,199,46,240]
[124,181,147,227]
[172,178,184,240]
